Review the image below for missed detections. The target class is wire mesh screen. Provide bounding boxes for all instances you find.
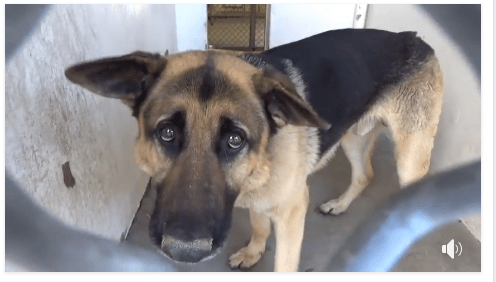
[207,4,267,51]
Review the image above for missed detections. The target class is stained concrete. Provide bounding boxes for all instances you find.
[5,4,178,241]
[125,133,481,271]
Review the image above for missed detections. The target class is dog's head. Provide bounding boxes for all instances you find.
[65,51,329,263]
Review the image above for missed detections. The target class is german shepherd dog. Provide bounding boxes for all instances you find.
[65,29,444,272]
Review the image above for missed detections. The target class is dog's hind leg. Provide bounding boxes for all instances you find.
[318,56,443,215]
[229,209,271,270]
[388,112,442,188]
[319,121,382,215]
[391,130,435,187]
[386,57,444,188]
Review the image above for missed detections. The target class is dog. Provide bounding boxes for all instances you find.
[64,28,444,272]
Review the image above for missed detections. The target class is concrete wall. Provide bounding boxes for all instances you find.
[5,4,178,240]
[269,4,356,48]
[176,4,207,52]
[365,5,481,240]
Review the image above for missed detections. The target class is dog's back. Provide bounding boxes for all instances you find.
[240,28,444,217]
[241,28,437,157]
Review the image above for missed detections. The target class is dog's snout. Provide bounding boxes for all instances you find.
[161,236,214,263]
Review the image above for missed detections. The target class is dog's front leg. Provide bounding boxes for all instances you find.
[271,191,308,272]
[230,209,271,270]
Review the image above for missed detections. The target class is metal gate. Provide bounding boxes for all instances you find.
[207,4,267,51]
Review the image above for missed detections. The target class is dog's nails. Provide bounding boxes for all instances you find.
[229,260,241,270]
[314,206,328,215]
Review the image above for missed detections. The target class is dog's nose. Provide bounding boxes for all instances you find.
[161,236,213,263]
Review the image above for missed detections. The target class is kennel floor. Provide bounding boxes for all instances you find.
[125,133,481,272]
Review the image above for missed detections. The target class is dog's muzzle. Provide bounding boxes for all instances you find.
[161,235,213,263]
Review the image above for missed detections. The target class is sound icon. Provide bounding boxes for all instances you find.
[442,239,462,259]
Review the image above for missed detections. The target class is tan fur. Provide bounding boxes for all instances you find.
[65,49,444,272]
[134,53,444,271]
[319,55,444,215]
[160,51,207,82]
[134,108,173,178]
[231,124,311,271]
[132,53,311,271]
[229,209,271,269]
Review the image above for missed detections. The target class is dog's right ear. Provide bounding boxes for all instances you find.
[253,67,331,130]
[64,51,166,109]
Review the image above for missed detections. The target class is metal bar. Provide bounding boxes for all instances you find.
[6,4,49,60]
[5,173,183,271]
[352,4,368,29]
[208,46,264,52]
[206,4,210,50]
[264,4,271,50]
[249,4,256,51]
[326,161,481,272]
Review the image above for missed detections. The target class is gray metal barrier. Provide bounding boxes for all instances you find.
[5,173,182,271]
[5,4,181,272]
[327,161,481,272]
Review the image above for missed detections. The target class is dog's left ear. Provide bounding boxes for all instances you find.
[64,51,166,109]
[253,67,331,130]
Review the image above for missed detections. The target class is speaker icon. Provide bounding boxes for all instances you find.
[442,239,462,259]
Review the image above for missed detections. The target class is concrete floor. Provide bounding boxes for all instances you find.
[125,133,481,272]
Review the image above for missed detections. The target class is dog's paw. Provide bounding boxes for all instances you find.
[318,199,350,215]
[229,246,263,270]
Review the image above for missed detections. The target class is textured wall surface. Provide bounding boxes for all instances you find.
[6,4,178,240]
[366,5,481,240]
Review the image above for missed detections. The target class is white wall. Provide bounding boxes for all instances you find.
[269,4,357,48]
[175,4,207,52]
[5,4,178,241]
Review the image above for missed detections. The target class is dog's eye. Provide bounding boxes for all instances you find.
[159,126,175,142]
[227,133,244,149]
